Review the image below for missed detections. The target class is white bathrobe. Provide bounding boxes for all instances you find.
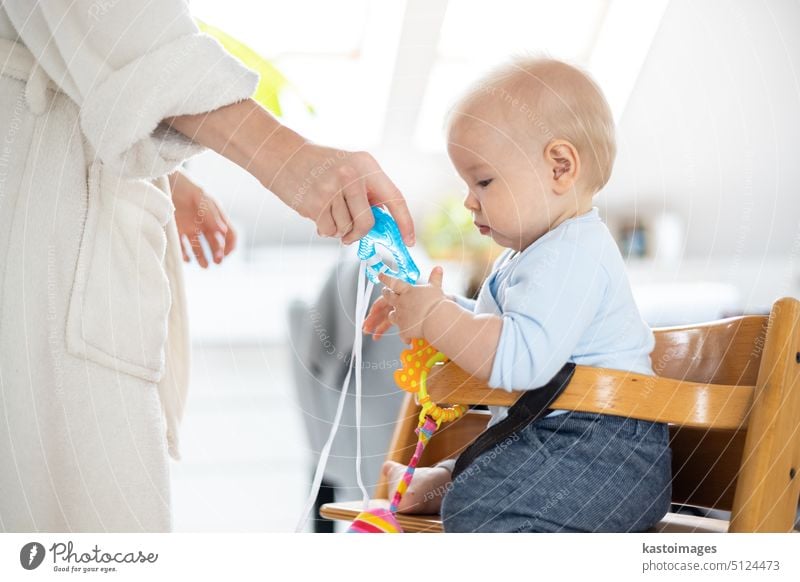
[0,2,257,532]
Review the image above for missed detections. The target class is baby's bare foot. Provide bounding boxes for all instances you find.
[382,460,451,514]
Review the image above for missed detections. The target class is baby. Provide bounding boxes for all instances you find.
[362,57,672,532]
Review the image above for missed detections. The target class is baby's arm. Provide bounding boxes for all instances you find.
[362,279,476,340]
[449,293,477,312]
[364,268,501,380]
[371,241,610,391]
[422,300,501,382]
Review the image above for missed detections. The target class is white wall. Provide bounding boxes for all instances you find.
[604,0,800,260]
[189,0,800,267]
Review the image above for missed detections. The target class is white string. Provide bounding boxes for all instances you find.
[354,265,374,511]
[295,260,373,531]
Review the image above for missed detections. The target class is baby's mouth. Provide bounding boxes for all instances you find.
[474,221,490,235]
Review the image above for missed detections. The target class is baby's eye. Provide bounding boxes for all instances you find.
[476,178,493,188]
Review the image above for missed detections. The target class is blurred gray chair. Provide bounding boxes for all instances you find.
[288,259,406,531]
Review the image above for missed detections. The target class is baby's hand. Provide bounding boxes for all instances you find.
[382,460,452,514]
[363,295,394,341]
[376,267,447,344]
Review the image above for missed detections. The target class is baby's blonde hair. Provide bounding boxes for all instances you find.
[451,57,616,195]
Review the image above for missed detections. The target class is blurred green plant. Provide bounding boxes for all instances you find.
[197,19,313,117]
[421,195,502,298]
[420,195,494,260]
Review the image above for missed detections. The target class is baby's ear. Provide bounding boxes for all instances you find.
[544,139,580,194]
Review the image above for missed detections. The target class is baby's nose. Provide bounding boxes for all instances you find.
[463,190,480,211]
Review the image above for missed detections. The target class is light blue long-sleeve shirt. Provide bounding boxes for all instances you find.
[460,207,655,423]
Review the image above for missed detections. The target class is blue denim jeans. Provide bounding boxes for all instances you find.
[441,411,672,532]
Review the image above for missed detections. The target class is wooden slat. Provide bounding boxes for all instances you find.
[730,297,800,532]
[320,500,442,533]
[652,316,767,385]
[427,364,754,430]
[320,500,732,533]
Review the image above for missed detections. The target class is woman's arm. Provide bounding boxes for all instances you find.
[3,2,414,242]
[165,99,415,245]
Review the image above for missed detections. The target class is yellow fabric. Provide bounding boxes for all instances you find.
[196,19,312,117]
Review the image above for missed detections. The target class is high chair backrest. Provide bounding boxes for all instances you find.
[377,297,800,532]
[651,314,767,515]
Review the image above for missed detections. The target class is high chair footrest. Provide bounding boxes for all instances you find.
[319,500,443,532]
[648,512,729,533]
[320,500,738,533]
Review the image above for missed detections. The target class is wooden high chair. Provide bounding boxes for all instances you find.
[320,297,800,533]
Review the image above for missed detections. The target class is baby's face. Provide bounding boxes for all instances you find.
[447,114,558,252]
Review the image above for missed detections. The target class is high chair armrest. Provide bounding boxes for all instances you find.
[426,362,754,430]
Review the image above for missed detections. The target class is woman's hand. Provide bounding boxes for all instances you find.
[374,267,448,344]
[169,170,236,268]
[268,143,414,246]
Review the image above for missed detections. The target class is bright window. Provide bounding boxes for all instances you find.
[415,0,612,151]
[190,0,407,148]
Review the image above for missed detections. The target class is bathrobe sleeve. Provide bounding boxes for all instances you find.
[488,241,609,391]
[2,0,258,178]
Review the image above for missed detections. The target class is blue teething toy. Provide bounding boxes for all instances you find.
[357,207,420,285]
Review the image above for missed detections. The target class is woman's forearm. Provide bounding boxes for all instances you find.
[165,98,305,190]
[422,300,502,381]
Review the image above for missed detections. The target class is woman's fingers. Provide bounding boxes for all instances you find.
[316,206,337,238]
[341,174,372,245]
[179,235,190,262]
[217,204,236,258]
[329,193,352,239]
[188,230,209,268]
[363,167,414,246]
[224,222,237,256]
[200,201,228,264]
[206,229,227,264]
[208,197,237,259]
